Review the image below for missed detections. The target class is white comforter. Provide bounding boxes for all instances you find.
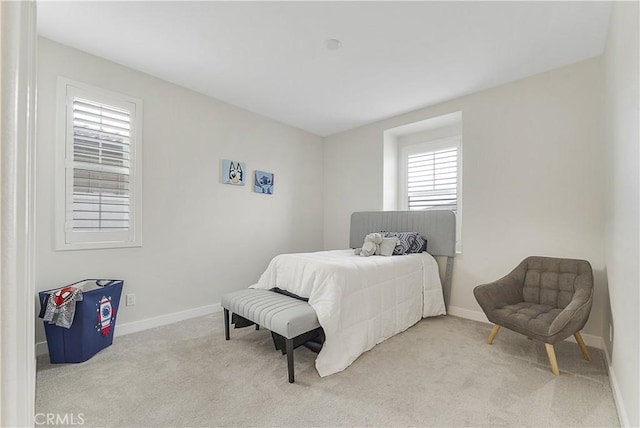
[250,249,446,377]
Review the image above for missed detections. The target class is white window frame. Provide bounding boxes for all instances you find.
[55,77,143,250]
[399,136,463,253]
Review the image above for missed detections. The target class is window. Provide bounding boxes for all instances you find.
[56,78,143,250]
[400,136,462,251]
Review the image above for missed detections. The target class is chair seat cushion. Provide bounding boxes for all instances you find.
[491,302,562,341]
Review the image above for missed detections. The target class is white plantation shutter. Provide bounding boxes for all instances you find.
[407,147,458,211]
[57,79,143,250]
[71,99,131,231]
[400,136,462,252]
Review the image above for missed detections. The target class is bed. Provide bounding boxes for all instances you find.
[250,210,456,377]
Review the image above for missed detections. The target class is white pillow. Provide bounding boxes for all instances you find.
[375,237,399,256]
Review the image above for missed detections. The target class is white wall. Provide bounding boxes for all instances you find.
[35,38,324,343]
[324,57,606,339]
[602,1,639,426]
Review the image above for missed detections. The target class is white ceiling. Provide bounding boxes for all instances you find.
[37,1,612,137]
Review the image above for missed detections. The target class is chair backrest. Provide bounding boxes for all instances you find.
[518,256,593,309]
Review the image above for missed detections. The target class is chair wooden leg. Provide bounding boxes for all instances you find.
[545,343,560,375]
[487,324,500,344]
[574,331,590,361]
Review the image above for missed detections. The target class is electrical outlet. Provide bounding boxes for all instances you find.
[126,293,136,306]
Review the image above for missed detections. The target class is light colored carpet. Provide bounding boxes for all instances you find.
[36,313,619,427]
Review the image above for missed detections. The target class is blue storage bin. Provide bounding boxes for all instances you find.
[39,279,123,363]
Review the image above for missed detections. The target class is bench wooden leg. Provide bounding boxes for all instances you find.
[224,308,230,340]
[286,338,294,383]
[256,324,260,331]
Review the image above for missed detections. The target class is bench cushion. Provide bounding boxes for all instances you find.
[221,289,320,339]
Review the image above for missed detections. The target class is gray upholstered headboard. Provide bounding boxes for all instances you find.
[349,210,456,308]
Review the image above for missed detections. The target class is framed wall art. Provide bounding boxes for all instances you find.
[253,170,274,194]
[221,160,246,185]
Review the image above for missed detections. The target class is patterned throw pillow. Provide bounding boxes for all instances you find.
[381,232,427,255]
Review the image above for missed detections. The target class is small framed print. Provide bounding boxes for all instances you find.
[253,170,274,194]
[221,160,245,186]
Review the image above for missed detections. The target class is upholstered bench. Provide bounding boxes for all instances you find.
[221,288,321,383]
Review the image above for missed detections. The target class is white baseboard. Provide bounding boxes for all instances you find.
[603,343,629,427]
[562,331,602,350]
[37,302,222,356]
[447,305,603,350]
[115,303,222,336]
[447,305,489,323]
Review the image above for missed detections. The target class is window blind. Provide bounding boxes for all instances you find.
[407,147,458,211]
[70,98,131,231]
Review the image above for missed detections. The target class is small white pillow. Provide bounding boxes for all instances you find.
[375,237,399,256]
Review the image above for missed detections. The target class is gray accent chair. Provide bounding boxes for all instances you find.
[473,256,593,375]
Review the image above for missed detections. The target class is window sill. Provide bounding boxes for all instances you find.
[55,241,142,252]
